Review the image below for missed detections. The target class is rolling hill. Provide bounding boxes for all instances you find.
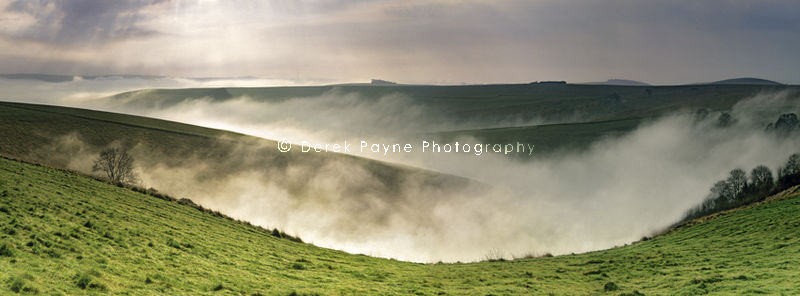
[581,79,650,86]
[711,78,782,85]
[0,101,485,262]
[2,155,800,294]
[104,83,799,156]
[0,101,465,187]
[108,83,794,122]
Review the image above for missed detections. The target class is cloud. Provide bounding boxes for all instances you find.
[2,0,168,45]
[1,0,798,83]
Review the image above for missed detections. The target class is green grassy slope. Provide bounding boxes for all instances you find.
[2,156,799,295]
[0,101,255,160]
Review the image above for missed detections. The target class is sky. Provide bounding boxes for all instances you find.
[0,0,798,85]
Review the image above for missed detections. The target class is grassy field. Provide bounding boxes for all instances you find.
[1,156,800,295]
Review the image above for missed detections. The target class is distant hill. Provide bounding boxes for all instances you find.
[105,83,798,155]
[371,79,397,85]
[582,79,650,86]
[711,77,782,85]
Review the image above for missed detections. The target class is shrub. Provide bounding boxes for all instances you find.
[166,238,182,250]
[604,281,619,291]
[73,271,106,291]
[7,275,38,294]
[8,276,24,293]
[75,273,91,289]
[271,229,303,243]
[778,153,800,189]
[287,291,322,296]
[0,244,13,257]
[484,248,506,262]
[45,249,61,258]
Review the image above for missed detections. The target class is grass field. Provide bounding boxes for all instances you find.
[2,156,800,295]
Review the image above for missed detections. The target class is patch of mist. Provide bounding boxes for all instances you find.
[16,83,800,262]
[36,134,509,262]
[33,132,99,172]
[125,91,800,262]
[729,90,800,125]
[92,89,562,152]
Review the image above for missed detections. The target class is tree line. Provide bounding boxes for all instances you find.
[681,153,800,222]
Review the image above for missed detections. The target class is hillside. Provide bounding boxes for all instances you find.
[434,117,645,156]
[0,101,466,192]
[110,84,795,122]
[711,78,782,85]
[2,156,800,294]
[581,79,650,86]
[105,83,799,156]
[0,101,485,262]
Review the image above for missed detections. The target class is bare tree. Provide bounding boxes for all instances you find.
[778,153,800,188]
[726,168,747,200]
[92,148,139,184]
[782,153,800,177]
[749,165,774,192]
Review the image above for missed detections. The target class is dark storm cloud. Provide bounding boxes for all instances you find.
[4,0,167,44]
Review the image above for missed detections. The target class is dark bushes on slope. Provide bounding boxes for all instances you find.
[681,153,800,223]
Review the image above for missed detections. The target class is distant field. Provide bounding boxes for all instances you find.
[108,83,799,156]
[435,117,646,156]
[110,83,798,120]
[112,84,794,122]
[2,156,799,295]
